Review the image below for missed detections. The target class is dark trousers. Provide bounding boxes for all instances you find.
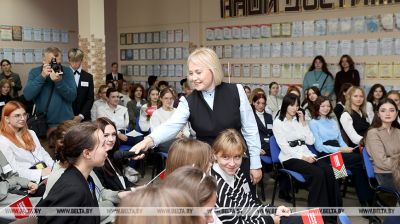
[282,158,342,208]
[320,152,374,204]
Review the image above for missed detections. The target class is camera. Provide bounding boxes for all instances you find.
[49,57,61,73]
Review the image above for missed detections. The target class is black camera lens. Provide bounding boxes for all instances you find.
[50,58,61,73]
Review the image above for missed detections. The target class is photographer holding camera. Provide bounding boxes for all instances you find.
[24,47,76,134]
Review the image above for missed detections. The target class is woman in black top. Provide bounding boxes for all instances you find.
[367,83,387,112]
[0,79,13,118]
[333,83,353,120]
[334,55,360,97]
[37,123,110,224]
[94,117,134,192]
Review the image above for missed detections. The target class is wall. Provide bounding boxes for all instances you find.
[0,0,79,87]
[105,0,118,73]
[118,0,400,91]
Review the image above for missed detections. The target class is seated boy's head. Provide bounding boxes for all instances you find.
[212,129,246,175]
[165,138,213,175]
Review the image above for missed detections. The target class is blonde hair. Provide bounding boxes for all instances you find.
[187,47,223,86]
[344,86,367,117]
[165,138,213,176]
[213,129,246,156]
[115,186,202,224]
[68,48,84,61]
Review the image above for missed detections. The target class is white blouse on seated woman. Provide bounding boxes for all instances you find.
[0,130,54,183]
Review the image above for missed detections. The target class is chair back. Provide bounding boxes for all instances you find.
[269,136,281,164]
[362,147,376,179]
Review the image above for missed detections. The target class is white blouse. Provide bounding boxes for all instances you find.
[0,130,54,183]
[272,117,315,162]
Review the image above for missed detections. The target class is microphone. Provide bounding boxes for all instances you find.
[113,150,145,160]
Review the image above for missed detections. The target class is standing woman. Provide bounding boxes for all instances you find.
[339,86,370,147]
[367,83,387,112]
[0,101,53,184]
[138,86,159,134]
[366,98,400,191]
[132,47,263,197]
[303,55,334,97]
[334,55,360,97]
[266,82,282,118]
[126,83,146,130]
[273,93,341,217]
[0,79,13,118]
[0,59,22,98]
[37,122,110,224]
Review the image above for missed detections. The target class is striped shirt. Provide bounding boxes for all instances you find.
[211,165,274,224]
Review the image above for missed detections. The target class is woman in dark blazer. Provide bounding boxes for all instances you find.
[37,122,111,224]
[251,93,273,155]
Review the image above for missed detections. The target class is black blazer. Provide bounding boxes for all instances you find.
[37,166,100,224]
[93,160,133,192]
[106,73,124,82]
[254,111,273,154]
[72,70,94,121]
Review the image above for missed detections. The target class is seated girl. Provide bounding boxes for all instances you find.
[115,186,203,224]
[37,122,111,224]
[366,98,400,192]
[252,93,292,202]
[0,150,38,208]
[164,166,218,224]
[93,117,136,191]
[150,88,190,153]
[165,138,212,175]
[333,83,353,121]
[339,86,371,147]
[266,82,282,118]
[309,96,374,206]
[0,101,53,184]
[211,129,299,224]
[387,90,400,127]
[273,94,341,223]
[301,86,321,122]
[138,87,159,134]
[251,93,273,156]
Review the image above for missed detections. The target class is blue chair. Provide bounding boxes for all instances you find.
[362,148,400,205]
[259,155,273,202]
[338,212,352,224]
[269,136,306,207]
[151,151,168,178]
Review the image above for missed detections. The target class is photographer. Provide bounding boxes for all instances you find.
[23,47,76,132]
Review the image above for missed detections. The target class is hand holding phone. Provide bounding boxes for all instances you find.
[296,110,305,124]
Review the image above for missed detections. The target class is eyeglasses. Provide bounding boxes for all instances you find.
[1,64,10,67]
[11,113,28,120]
